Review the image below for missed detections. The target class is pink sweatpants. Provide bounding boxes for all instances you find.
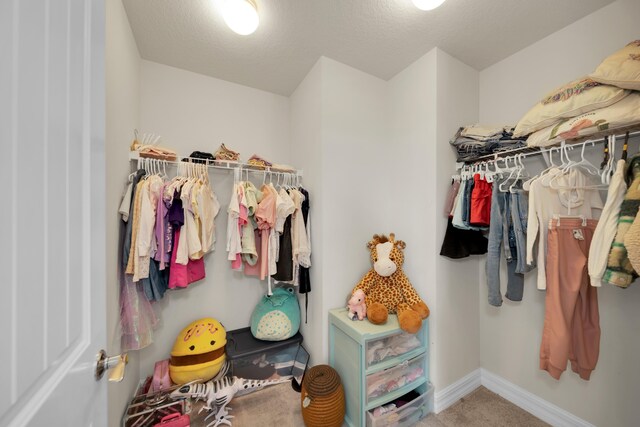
[540,218,600,381]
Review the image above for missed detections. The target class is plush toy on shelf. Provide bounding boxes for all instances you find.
[351,233,430,334]
[346,289,367,321]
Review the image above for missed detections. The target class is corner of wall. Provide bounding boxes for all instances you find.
[106,0,141,425]
[432,47,481,391]
[289,58,325,365]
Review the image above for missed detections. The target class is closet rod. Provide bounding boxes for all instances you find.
[129,151,303,178]
[466,127,640,164]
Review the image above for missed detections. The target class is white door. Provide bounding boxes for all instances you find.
[0,0,107,426]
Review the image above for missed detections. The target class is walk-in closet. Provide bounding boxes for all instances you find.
[3,0,640,426]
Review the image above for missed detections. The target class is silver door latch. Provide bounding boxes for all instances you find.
[95,349,128,382]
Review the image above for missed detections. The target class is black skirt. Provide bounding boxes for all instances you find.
[272,215,293,281]
[439,218,488,259]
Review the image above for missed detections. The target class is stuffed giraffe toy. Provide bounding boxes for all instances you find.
[351,233,430,334]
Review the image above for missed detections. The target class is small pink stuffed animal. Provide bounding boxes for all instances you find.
[347,289,367,321]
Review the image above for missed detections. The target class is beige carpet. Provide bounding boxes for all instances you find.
[416,387,549,427]
[198,382,550,427]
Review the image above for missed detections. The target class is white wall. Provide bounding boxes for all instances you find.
[479,1,640,425]
[434,49,481,389]
[136,53,407,382]
[290,57,392,364]
[288,51,481,398]
[388,48,481,392]
[481,0,640,125]
[290,59,324,364]
[137,60,291,377]
[288,50,484,399]
[388,49,439,380]
[320,57,392,352]
[105,0,141,425]
[388,50,437,249]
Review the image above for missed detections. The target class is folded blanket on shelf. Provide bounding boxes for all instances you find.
[460,124,511,141]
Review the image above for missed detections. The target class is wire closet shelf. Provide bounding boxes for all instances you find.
[129,151,304,180]
[463,124,640,166]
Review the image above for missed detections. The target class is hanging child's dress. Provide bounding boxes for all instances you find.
[227,182,243,269]
[167,184,206,288]
[119,169,158,352]
[272,189,294,282]
[298,187,312,323]
[291,188,311,286]
[242,181,262,271]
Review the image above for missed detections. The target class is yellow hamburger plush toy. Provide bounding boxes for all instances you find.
[169,317,227,384]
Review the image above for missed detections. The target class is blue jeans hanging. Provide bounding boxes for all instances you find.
[486,179,524,306]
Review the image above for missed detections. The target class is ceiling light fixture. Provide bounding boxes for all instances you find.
[412,0,447,11]
[220,0,259,35]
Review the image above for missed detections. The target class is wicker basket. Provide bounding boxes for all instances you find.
[300,365,345,427]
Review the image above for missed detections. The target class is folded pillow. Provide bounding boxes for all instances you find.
[513,77,629,137]
[590,40,640,90]
[526,93,640,147]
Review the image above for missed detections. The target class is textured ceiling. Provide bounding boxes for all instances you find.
[122,0,615,96]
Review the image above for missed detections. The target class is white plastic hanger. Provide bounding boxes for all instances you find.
[460,165,468,181]
[499,155,521,192]
[541,143,572,186]
[552,213,587,227]
[601,135,616,185]
[492,157,504,179]
[233,164,240,185]
[549,142,607,190]
[523,146,557,191]
[564,141,599,176]
[508,154,529,193]
[465,164,473,181]
[477,162,484,178]
[484,162,495,183]
[141,158,149,178]
[558,142,576,172]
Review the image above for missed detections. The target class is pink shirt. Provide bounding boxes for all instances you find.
[168,229,206,289]
[255,185,277,280]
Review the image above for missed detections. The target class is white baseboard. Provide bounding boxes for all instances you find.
[433,368,595,427]
[433,368,481,413]
[480,369,596,427]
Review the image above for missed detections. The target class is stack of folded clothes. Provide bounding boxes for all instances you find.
[214,143,241,162]
[183,151,215,164]
[247,154,273,169]
[450,124,527,162]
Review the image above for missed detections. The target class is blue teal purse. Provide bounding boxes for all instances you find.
[250,287,300,341]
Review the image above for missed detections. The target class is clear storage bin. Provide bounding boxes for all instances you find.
[366,382,433,427]
[225,327,306,381]
[365,331,423,367]
[366,353,426,401]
